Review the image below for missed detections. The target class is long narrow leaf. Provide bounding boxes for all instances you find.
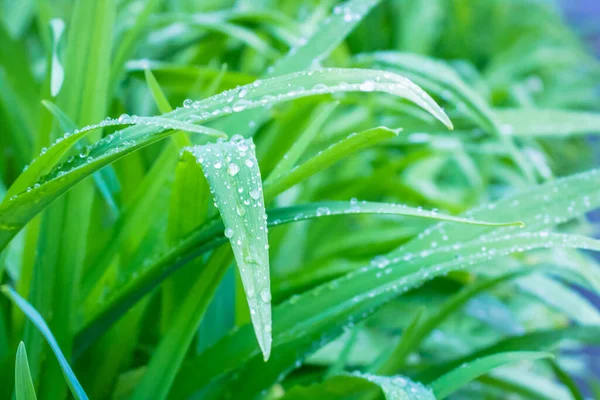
[2,286,88,400]
[189,137,272,360]
[431,352,554,399]
[15,342,37,400]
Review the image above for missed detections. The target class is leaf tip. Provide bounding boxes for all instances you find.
[259,334,272,362]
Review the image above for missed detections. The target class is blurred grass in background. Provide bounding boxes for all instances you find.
[1,0,600,399]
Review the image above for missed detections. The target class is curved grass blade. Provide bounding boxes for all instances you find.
[418,326,600,383]
[265,101,338,183]
[375,268,539,375]
[2,286,88,400]
[391,168,600,282]
[213,0,382,136]
[109,0,162,89]
[548,359,585,400]
[189,137,272,360]
[356,52,491,131]
[15,342,37,400]
[267,201,523,228]
[155,9,302,48]
[479,368,573,400]
[352,373,434,400]
[74,200,513,355]
[271,0,380,75]
[263,127,401,199]
[131,247,232,400]
[169,16,280,59]
[0,67,450,251]
[41,100,120,218]
[144,67,175,115]
[356,51,534,181]
[431,352,553,399]
[78,167,600,360]
[281,373,433,400]
[495,109,600,137]
[372,307,426,375]
[170,231,600,399]
[3,113,223,202]
[517,274,600,325]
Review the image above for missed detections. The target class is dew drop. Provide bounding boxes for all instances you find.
[250,189,261,200]
[260,289,271,303]
[227,163,240,176]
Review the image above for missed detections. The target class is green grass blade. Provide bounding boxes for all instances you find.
[272,0,380,75]
[548,360,585,400]
[109,0,162,89]
[375,268,538,374]
[144,67,175,114]
[190,137,272,360]
[131,247,232,400]
[213,0,382,137]
[418,326,600,383]
[357,51,535,181]
[265,101,338,183]
[170,228,600,398]
[75,199,522,354]
[517,274,600,325]
[41,100,120,217]
[431,352,553,399]
[372,307,426,375]
[2,286,89,400]
[0,67,448,251]
[263,127,401,199]
[479,368,573,400]
[166,150,208,243]
[352,373,435,400]
[495,109,600,137]
[391,168,600,273]
[15,342,37,400]
[175,17,279,59]
[266,201,523,228]
[281,373,434,400]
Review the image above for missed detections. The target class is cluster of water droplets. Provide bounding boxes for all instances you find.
[332,4,363,23]
[178,67,437,126]
[11,114,223,199]
[350,372,435,400]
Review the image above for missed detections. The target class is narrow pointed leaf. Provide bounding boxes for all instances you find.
[264,127,401,199]
[15,342,37,400]
[190,137,272,360]
[495,109,600,137]
[418,326,600,383]
[283,373,435,400]
[0,67,450,251]
[431,352,554,399]
[131,247,232,400]
[2,286,88,400]
[75,200,521,352]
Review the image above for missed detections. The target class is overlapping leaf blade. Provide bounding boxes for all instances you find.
[431,352,553,399]
[170,168,600,398]
[283,373,435,400]
[0,67,450,251]
[190,137,272,360]
[3,286,88,400]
